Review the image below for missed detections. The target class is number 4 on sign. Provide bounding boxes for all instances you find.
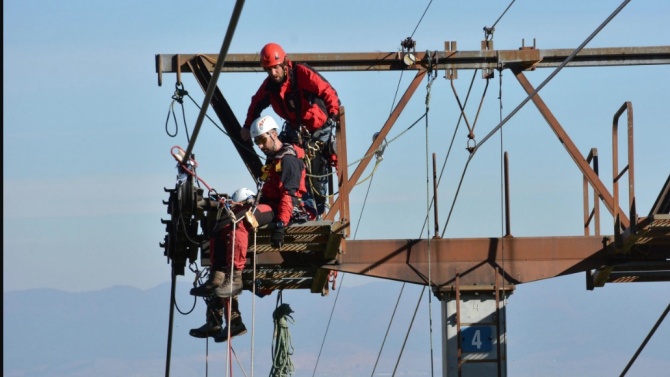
[461,327,493,353]
[472,329,483,349]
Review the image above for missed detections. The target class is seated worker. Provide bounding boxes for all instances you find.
[188,187,256,340]
[190,115,307,342]
[239,42,341,217]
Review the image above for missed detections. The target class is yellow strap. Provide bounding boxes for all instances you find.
[260,161,282,182]
[244,210,259,229]
[260,164,271,181]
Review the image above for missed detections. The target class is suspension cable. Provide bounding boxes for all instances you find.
[472,0,632,154]
[378,65,440,377]
[180,0,245,164]
[484,0,517,40]
[497,56,509,377]
[388,0,434,112]
[424,68,437,377]
[391,287,427,376]
[352,166,378,240]
[441,0,632,237]
[182,90,260,158]
[370,283,406,377]
[311,273,346,377]
[418,69,479,237]
[620,302,670,376]
[408,0,434,40]
[311,3,437,374]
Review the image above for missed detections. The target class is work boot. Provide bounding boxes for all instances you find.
[214,270,243,298]
[190,270,225,297]
[213,320,248,343]
[189,299,223,338]
[189,321,222,338]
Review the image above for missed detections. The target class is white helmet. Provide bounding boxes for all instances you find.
[250,115,279,139]
[231,187,255,203]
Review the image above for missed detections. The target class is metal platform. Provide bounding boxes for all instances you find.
[198,220,347,294]
[590,174,670,287]
[243,220,346,294]
[596,214,670,284]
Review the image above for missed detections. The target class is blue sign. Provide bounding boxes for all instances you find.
[461,326,493,352]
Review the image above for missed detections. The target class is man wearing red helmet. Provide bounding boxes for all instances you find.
[240,42,341,217]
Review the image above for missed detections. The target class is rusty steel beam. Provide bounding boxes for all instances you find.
[253,236,611,290]
[155,46,670,84]
[337,237,611,289]
[512,68,628,229]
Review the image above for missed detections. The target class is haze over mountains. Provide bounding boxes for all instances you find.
[4,277,669,376]
[4,279,437,377]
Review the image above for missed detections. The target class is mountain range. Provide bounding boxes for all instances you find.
[4,279,437,377]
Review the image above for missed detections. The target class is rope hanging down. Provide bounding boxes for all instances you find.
[270,302,295,377]
[165,82,191,140]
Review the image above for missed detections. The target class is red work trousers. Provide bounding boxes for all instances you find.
[210,204,273,271]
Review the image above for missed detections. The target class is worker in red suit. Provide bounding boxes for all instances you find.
[190,115,307,342]
[240,42,340,217]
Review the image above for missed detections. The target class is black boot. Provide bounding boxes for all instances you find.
[189,321,222,339]
[214,320,247,343]
[189,299,223,338]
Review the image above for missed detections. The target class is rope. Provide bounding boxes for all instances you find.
[164,80,262,161]
[352,161,378,240]
[170,146,218,195]
[249,217,258,377]
[222,203,247,377]
[269,301,295,377]
[164,82,191,141]
[171,264,198,316]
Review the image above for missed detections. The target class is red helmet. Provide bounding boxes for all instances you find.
[260,43,286,68]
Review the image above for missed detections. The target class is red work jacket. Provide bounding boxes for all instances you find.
[261,143,307,225]
[244,60,340,133]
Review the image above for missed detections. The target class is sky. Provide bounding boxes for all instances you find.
[4,0,670,375]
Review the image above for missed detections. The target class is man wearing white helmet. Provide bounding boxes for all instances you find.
[190,115,307,342]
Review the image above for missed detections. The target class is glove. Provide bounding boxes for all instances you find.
[240,127,251,142]
[270,222,285,249]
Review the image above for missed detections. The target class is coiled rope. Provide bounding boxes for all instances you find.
[269,301,295,377]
